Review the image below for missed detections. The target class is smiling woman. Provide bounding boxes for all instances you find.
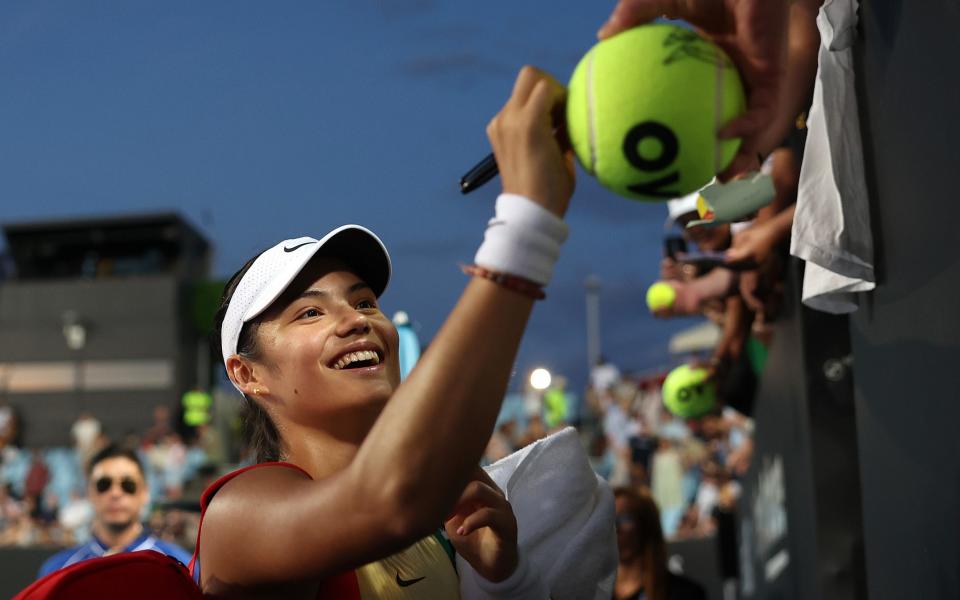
[188,66,577,599]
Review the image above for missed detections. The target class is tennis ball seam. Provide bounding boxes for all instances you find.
[585,48,598,175]
[713,55,723,174]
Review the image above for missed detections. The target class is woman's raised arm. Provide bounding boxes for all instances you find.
[199,66,575,587]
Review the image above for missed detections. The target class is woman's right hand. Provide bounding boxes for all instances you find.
[486,66,575,218]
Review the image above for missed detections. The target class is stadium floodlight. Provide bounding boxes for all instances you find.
[529,367,552,391]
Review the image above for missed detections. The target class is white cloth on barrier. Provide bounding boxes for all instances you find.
[791,0,876,314]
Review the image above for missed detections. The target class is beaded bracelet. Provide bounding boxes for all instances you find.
[461,264,546,300]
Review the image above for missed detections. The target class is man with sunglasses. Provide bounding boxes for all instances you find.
[37,443,192,578]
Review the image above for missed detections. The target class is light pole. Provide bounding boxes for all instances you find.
[62,310,87,410]
[584,275,602,371]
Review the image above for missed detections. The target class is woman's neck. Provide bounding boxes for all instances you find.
[615,556,646,599]
[281,406,382,480]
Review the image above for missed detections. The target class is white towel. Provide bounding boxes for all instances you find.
[791,0,876,313]
[457,427,618,600]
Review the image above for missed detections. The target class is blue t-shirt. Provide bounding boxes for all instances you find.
[37,529,192,579]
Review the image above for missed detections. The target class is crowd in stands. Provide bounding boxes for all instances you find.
[0,404,214,551]
[479,357,755,545]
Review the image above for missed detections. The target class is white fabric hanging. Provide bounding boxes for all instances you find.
[791,0,876,313]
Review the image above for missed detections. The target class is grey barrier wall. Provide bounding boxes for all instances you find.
[1,547,56,598]
[851,2,960,599]
[668,537,725,600]
[738,263,865,600]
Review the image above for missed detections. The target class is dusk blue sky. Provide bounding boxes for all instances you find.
[0,1,698,393]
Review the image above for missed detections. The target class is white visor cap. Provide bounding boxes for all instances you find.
[220,225,391,366]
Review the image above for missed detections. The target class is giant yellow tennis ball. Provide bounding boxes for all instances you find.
[662,364,716,419]
[566,24,746,201]
[646,281,676,312]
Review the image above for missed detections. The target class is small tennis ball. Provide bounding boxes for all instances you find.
[566,24,746,201]
[646,281,676,312]
[662,364,716,419]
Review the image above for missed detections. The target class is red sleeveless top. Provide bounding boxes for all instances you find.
[189,462,362,598]
[189,462,460,599]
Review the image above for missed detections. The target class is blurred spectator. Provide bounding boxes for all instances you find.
[0,483,27,545]
[24,450,50,506]
[543,376,572,428]
[0,400,18,449]
[484,421,517,465]
[518,414,547,449]
[142,404,173,447]
[590,356,622,394]
[146,433,187,500]
[694,462,722,527]
[194,423,226,466]
[35,490,62,544]
[58,489,94,543]
[71,412,101,471]
[650,438,685,537]
[37,444,191,578]
[604,382,642,488]
[614,487,707,600]
[181,387,213,431]
[588,431,615,481]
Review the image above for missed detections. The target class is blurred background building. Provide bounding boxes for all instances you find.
[0,213,213,446]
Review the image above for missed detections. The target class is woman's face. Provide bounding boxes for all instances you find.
[615,495,641,561]
[249,257,400,428]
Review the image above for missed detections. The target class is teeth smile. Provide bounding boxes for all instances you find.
[333,350,381,370]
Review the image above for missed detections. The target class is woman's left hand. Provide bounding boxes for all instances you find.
[444,469,518,583]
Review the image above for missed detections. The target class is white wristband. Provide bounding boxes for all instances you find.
[475,552,549,599]
[474,194,569,286]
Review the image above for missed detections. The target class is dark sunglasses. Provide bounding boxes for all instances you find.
[616,514,636,529]
[94,476,138,495]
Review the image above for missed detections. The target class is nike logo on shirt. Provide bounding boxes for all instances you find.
[395,572,426,587]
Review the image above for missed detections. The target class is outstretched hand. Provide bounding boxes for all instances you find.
[444,468,518,583]
[598,0,790,179]
[487,66,575,218]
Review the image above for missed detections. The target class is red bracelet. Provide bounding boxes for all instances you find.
[461,264,546,300]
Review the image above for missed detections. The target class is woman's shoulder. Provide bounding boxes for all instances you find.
[201,461,313,514]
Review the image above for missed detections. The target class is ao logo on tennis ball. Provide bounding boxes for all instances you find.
[622,121,680,197]
[662,364,716,419]
[567,24,746,201]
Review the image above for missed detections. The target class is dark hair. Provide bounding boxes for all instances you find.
[212,253,283,463]
[87,443,145,478]
[614,487,668,600]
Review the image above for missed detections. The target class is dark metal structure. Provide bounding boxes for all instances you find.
[0,213,210,446]
[738,263,866,600]
[850,3,960,598]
